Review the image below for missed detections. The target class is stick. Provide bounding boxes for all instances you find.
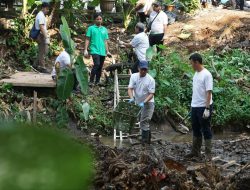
[33,90,37,123]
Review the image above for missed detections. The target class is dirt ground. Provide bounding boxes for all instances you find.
[165,7,250,52]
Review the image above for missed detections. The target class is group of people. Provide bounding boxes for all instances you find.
[34,2,214,161]
[120,1,168,73]
[130,53,214,161]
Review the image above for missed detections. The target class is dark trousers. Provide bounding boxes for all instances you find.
[132,58,139,73]
[239,0,244,10]
[149,33,164,51]
[191,106,213,140]
[90,54,105,84]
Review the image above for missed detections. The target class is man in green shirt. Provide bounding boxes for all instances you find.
[84,13,111,85]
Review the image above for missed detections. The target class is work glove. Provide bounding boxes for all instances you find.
[107,51,112,58]
[128,98,134,103]
[138,102,144,108]
[45,38,50,44]
[84,50,89,58]
[203,108,210,119]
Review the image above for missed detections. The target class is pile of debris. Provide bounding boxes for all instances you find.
[92,140,230,190]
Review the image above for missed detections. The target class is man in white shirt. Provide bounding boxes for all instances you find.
[135,0,154,23]
[35,2,50,73]
[128,61,155,144]
[119,22,149,73]
[51,50,71,80]
[147,1,168,51]
[186,53,213,161]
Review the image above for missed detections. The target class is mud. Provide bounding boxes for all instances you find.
[74,118,249,190]
[91,135,249,190]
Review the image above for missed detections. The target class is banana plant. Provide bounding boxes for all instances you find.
[57,17,89,99]
[123,0,138,29]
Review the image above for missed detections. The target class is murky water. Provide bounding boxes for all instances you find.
[100,121,247,147]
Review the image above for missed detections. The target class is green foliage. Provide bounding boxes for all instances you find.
[55,101,70,128]
[69,94,113,133]
[150,49,250,128]
[56,68,75,100]
[89,0,100,7]
[179,0,200,13]
[75,55,89,95]
[0,124,92,190]
[60,16,75,55]
[7,17,37,67]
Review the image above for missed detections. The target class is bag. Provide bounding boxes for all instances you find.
[29,24,40,40]
[146,12,160,31]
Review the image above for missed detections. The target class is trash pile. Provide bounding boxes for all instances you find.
[92,140,237,190]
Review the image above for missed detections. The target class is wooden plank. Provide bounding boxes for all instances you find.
[0,72,56,88]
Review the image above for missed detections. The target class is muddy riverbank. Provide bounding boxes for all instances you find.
[67,121,250,190]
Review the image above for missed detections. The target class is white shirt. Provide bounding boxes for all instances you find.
[149,11,168,34]
[51,51,71,76]
[35,11,47,31]
[138,0,154,13]
[191,68,213,107]
[130,32,149,61]
[128,73,155,104]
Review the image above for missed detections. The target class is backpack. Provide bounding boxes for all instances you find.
[29,24,40,40]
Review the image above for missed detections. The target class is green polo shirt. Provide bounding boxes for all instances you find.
[86,25,109,56]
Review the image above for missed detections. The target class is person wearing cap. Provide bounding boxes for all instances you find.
[119,22,149,73]
[34,2,50,73]
[128,61,155,144]
[147,1,168,50]
[84,13,111,86]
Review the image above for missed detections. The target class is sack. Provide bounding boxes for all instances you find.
[29,24,40,40]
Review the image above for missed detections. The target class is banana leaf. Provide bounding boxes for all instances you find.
[75,55,88,95]
[56,68,75,100]
[60,16,75,55]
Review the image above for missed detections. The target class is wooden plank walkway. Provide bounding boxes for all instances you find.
[0,72,56,88]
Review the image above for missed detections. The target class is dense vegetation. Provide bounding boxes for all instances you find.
[1,0,249,133]
[150,48,250,129]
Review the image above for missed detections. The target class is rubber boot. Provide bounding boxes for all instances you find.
[205,139,212,161]
[141,130,151,145]
[185,137,202,159]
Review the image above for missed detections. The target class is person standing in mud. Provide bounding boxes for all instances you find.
[186,53,213,161]
[118,22,149,73]
[147,1,168,51]
[84,13,111,86]
[128,61,155,145]
[34,2,50,73]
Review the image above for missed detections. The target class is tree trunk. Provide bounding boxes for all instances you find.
[22,0,28,18]
[47,1,60,28]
